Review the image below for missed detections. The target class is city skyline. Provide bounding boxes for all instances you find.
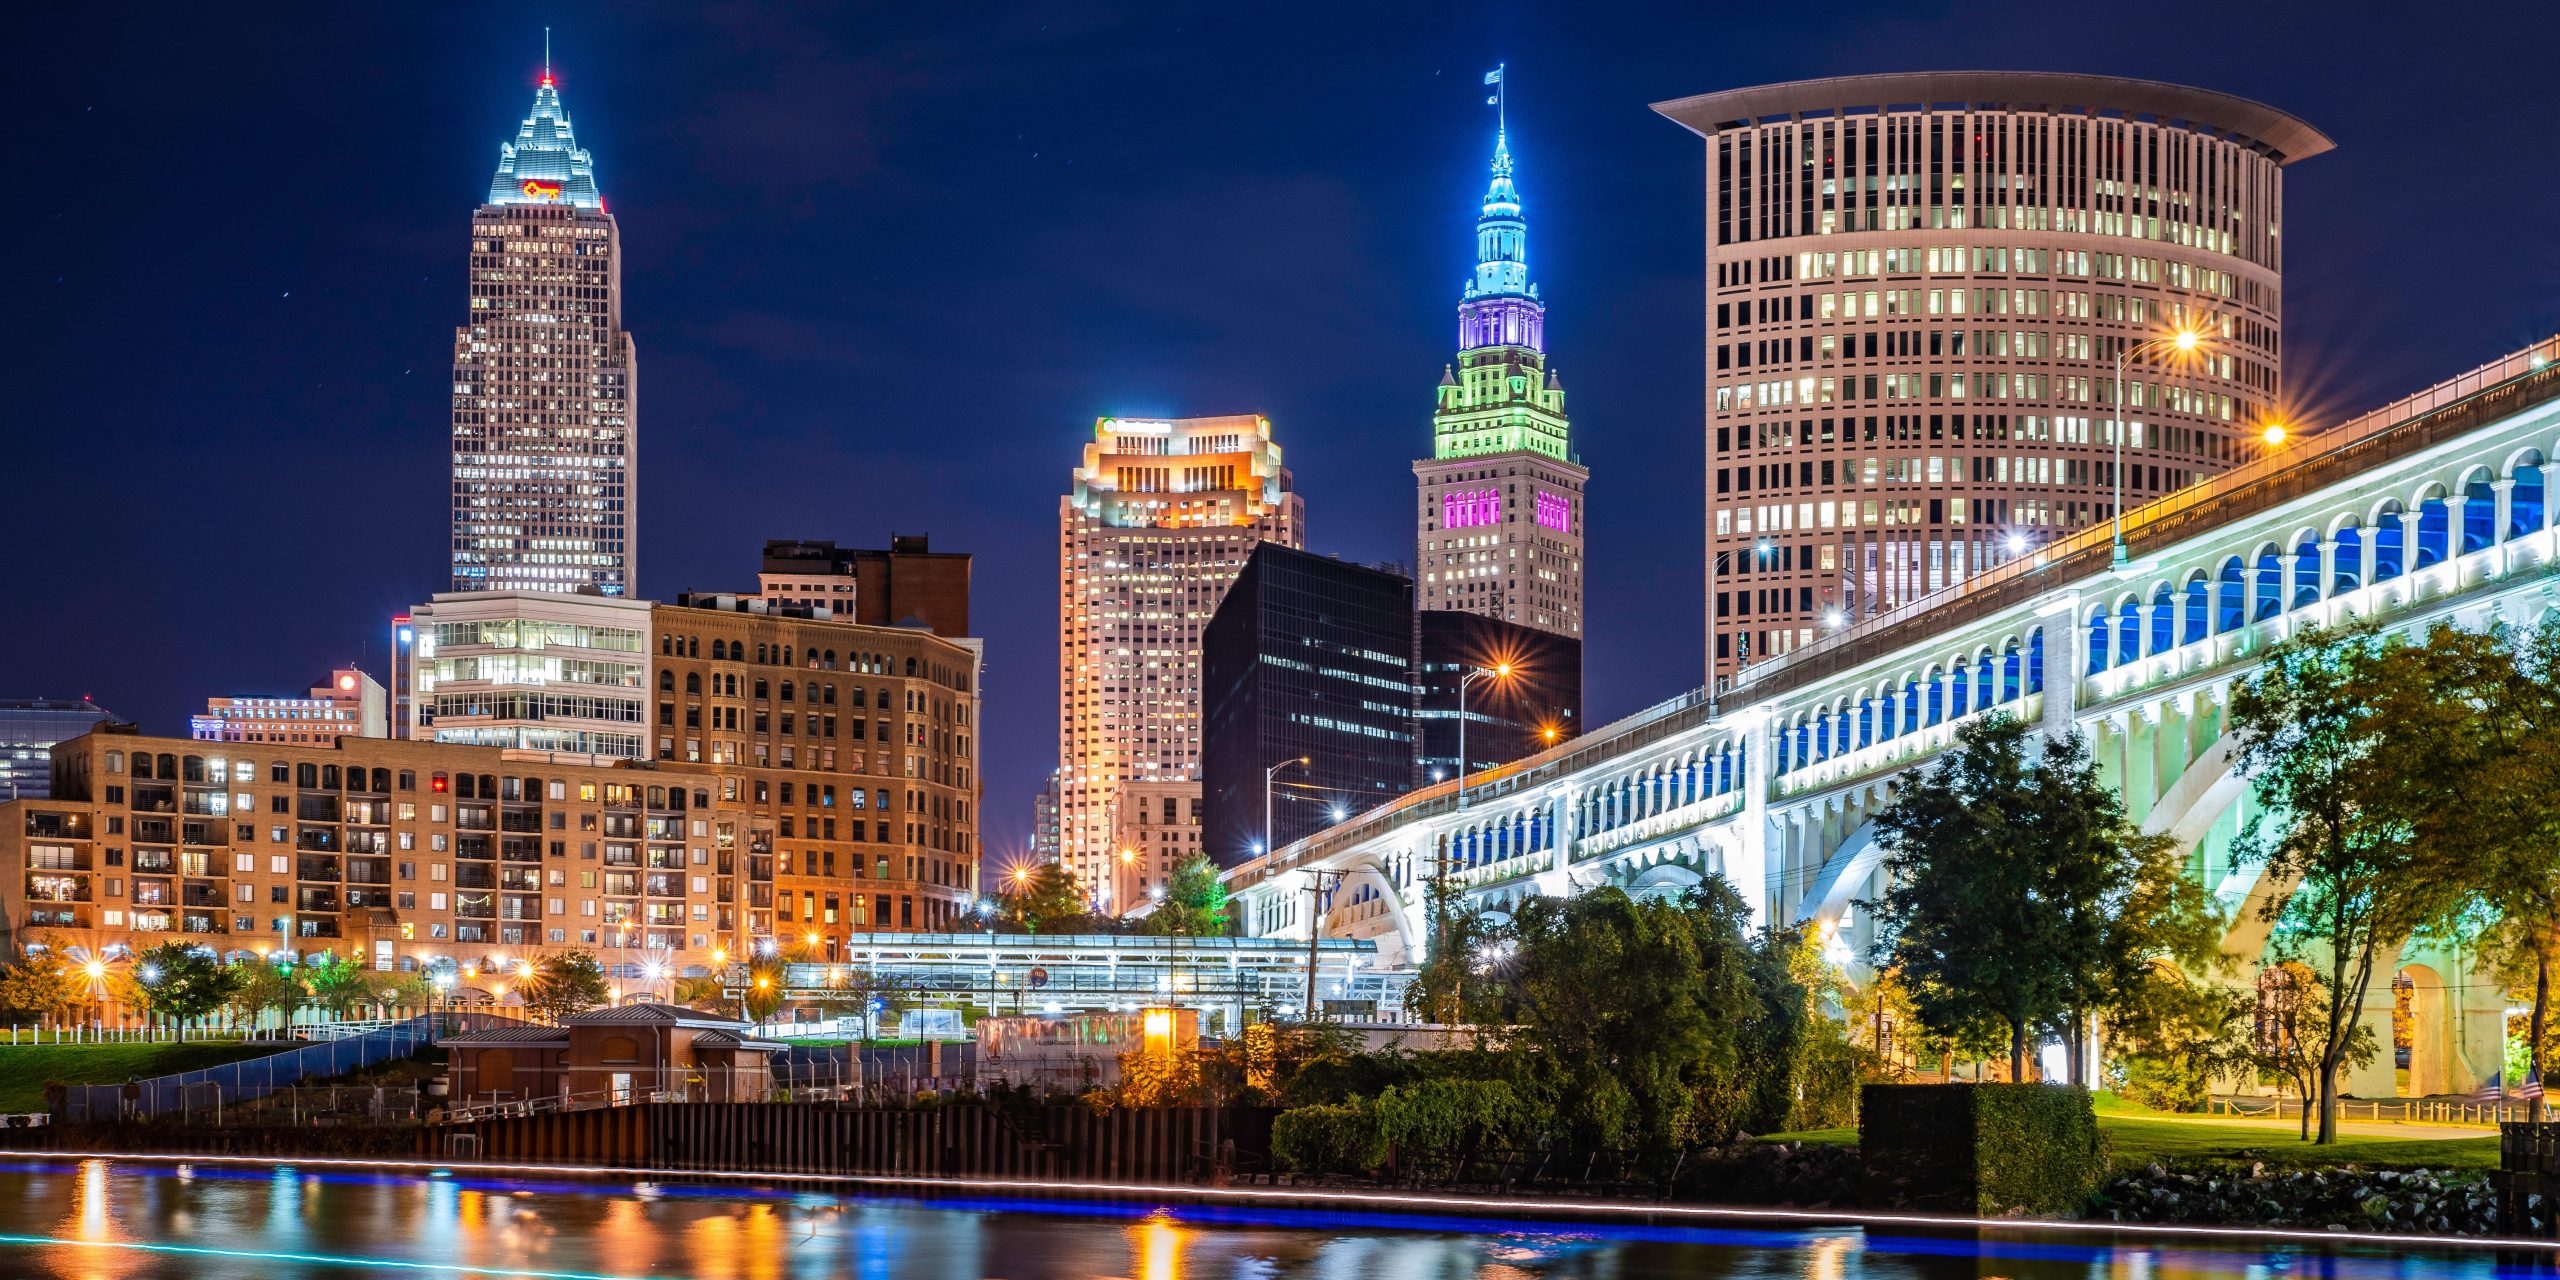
[10,4,2557,870]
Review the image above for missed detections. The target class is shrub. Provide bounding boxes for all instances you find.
[1374,1077,1543,1157]
[1861,1082,2106,1215]
[2114,1054,2214,1114]
[1271,1099,1386,1176]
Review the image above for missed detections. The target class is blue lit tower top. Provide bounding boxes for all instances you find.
[487,75,602,209]
[1461,130,1541,352]
[1433,120,1569,464]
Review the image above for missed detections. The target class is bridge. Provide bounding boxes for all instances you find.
[1228,336,2560,1097]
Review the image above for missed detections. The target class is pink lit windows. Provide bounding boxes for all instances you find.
[1534,490,1570,532]
[1443,489,1502,529]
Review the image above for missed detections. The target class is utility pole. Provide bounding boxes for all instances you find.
[1301,869,1343,1021]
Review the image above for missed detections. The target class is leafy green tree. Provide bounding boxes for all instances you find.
[1141,854,1233,936]
[1002,862,1090,934]
[741,953,786,1023]
[0,951,80,1024]
[1866,715,2067,1078]
[2029,730,2208,1086]
[1403,867,1504,1026]
[817,967,911,1042]
[2366,615,2560,1118]
[299,952,379,1019]
[1478,883,1764,1160]
[226,958,301,1030]
[671,974,729,1014]
[522,950,612,1023]
[2248,959,2378,1140]
[2103,963,2253,1112]
[2229,621,2469,1142]
[129,943,242,1024]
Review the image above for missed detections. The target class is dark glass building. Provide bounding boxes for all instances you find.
[1202,546,1416,866]
[1415,610,1581,783]
[0,698,116,801]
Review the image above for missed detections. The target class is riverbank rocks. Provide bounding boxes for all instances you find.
[2096,1162,2496,1235]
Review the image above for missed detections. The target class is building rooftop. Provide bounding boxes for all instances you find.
[1652,71,2334,163]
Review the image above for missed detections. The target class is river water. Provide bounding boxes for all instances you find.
[0,1157,2523,1278]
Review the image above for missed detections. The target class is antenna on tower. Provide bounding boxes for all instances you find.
[544,27,552,83]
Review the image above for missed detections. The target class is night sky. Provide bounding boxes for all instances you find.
[12,2,2556,862]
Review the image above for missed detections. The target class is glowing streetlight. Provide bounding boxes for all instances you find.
[2112,324,2211,566]
[2261,422,2289,447]
[2004,531,2029,556]
[1822,607,1848,630]
[1264,755,1309,858]
[1454,665,1518,808]
[83,961,104,981]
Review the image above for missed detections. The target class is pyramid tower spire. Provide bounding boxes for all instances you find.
[488,59,601,209]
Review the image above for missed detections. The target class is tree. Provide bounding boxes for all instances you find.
[670,975,729,1014]
[2367,615,2560,1119]
[299,953,379,1019]
[1866,715,2066,1078]
[128,943,242,1025]
[2249,960,2378,1140]
[521,951,611,1023]
[1403,867,1504,1027]
[226,958,301,1031]
[1141,854,1232,936]
[2028,730,2207,1087]
[1478,883,1765,1160]
[1002,862,1090,934]
[2228,621,2469,1143]
[2103,963,2253,1112]
[816,967,911,1042]
[0,952,80,1024]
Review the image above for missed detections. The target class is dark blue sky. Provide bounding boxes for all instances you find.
[11,2,2556,861]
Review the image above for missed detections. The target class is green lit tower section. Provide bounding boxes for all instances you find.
[1414,128,1586,641]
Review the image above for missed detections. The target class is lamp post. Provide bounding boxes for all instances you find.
[1705,540,1774,716]
[1453,663,1514,809]
[2111,327,2205,567]
[1264,756,1309,860]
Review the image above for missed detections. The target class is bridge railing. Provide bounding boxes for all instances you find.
[1730,335,2560,703]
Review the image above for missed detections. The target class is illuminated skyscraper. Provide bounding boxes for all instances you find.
[1652,73,2327,679]
[1413,120,1586,642]
[450,67,638,596]
[1058,415,1302,909]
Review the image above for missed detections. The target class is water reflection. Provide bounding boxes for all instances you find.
[0,1159,2535,1280]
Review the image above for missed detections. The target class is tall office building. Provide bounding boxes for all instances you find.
[450,67,639,597]
[0,699,115,802]
[1653,73,2329,678]
[1414,611,1581,783]
[1058,414,1302,908]
[1202,546,1417,867]
[1413,123,1587,641]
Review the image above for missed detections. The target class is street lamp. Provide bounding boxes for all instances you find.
[2261,421,2289,448]
[1264,756,1309,859]
[1454,663,1515,809]
[1705,542,1774,713]
[2112,325,2206,567]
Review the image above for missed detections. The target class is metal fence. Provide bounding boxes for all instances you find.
[52,1013,521,1122]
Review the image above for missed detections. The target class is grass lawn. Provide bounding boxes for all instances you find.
[0,1042,285,1113]
[1758,1109,2499,1172]
[2097,1116,2497,1171]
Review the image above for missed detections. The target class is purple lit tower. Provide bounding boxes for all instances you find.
[1413,101,1586,643]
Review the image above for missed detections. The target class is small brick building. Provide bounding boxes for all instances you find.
[442,1003,784,1105]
